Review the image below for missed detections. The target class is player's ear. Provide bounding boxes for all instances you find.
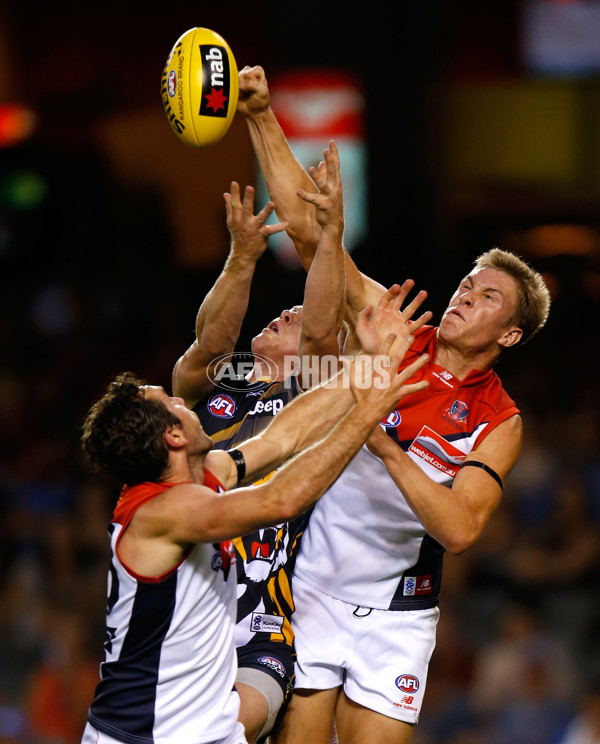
[498,325,522,349]
[164,425,188,450]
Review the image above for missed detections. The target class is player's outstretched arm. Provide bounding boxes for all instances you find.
[172,183,287,408]
[238,65,321,256]
[238,65,388,327]
[192,336,430,542]
[296,140,346,387]
[207,301,430,490]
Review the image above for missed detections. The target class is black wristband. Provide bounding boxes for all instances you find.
[460,460,503,490]
[227,448,246,485]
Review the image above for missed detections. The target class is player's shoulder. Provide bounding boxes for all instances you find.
[475,369,518,415]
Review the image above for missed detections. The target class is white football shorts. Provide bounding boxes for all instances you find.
[81,720,248,744]
[291,576,440,724]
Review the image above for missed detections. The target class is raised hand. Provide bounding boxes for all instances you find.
[345,331,429,422]
[355,281,432,355]
[237,65,271,117]
[296,141,344,234]
[224,182,288,261]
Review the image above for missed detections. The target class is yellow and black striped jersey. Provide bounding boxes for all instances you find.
[194,377,308,650]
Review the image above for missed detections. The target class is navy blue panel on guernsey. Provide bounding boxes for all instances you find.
[387,533,445,611]
[89,573,179,744]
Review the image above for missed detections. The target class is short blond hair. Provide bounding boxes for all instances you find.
[473,248,551,345]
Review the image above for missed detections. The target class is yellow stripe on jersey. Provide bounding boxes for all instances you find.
[233,535,248,562]
[209,420,247,444]
[267,571,294,645]
[252,469,277,487]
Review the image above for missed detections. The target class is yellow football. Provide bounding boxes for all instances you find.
[161,27,239,148]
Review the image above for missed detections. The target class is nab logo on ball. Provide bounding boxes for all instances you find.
[161,27,239,148]
[200,46,231,118]
[207,393,237,419]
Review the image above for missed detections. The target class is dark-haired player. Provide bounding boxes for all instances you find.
[80,300,429,744]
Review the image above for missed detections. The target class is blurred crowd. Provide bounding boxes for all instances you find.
[1,139,599,744]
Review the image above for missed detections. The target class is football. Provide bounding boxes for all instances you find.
[161,27,239,148]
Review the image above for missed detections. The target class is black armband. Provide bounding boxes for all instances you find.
[227,448,246,485]
[460,460,503,490]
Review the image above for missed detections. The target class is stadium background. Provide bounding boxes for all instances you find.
[0,2,599,742]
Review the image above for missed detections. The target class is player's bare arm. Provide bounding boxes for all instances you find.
[238,65,321,252]
[206,329,429,491]
[200,283,432,491]
[122,340,429,577]
[172,183,287,408]
[296,141,346,386]
[367,414,522,553]
[238,65,392,328]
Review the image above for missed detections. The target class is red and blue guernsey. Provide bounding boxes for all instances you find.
[87,471,240,744]
[294,325,519,611]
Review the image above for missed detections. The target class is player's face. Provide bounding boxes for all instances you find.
[251,305,303,359]
[438,268,522,353]
[142,386,214,456]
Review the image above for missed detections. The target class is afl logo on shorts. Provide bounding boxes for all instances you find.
[207,393,237,418]
[381,410,401,428]
[395,674,420,693]
[258,656,286,678]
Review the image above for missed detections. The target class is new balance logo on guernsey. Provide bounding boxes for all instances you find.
[433,369,455,387]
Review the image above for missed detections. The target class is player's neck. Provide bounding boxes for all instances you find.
[435,341,498,380]
[163,450,207,485]
[189,454,208,484]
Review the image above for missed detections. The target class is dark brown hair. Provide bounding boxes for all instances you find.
[81,372,180,485]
